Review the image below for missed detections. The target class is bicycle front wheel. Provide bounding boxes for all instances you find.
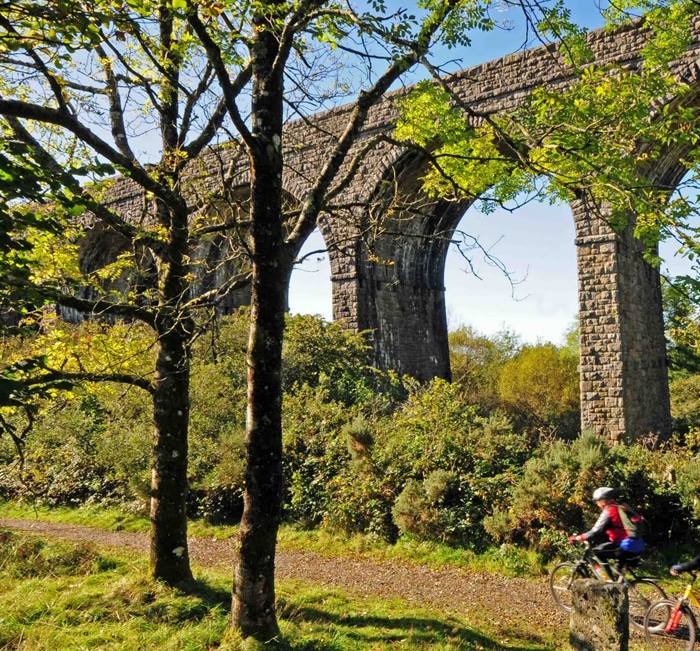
[550,562,587,612]
[645,599,697,651]
[628,578,667,631]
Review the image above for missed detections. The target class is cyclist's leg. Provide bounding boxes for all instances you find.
[592,542,619,580]
[616,548,642,576]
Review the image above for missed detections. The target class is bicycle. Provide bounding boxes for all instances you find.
[644,571,700,651]
[549,541,666,631]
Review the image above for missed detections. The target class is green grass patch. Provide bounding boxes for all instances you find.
[0,530,567,651]
[0,531,230,650]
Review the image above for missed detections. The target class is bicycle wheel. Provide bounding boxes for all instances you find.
[645,599,697,651]
[550,562,588,612]
[628,578,667,631]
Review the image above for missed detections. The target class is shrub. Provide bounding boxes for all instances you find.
[392,478,437,539]
[281,386,359,528]
[486,432,610,548]
[370,380,529,548]
[0,393,134,506]
[283,314,382,406]
[497,342,580,439]
[392,470,481,545]
[486,431,694,552]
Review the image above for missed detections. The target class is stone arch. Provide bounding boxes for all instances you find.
[326,147,472,381]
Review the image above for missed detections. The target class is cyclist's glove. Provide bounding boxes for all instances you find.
[671,564,683,573]
[569,534,585,543]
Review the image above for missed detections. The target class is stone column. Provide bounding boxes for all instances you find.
[327,198,463,382]
[574,201,671,443]
[570,579,628,651]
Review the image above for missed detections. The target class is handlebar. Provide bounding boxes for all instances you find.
[569,539,591,550]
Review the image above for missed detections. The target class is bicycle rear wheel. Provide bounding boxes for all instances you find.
[628,578,667,631]
[549,562,588,612]
[645,599,697,651]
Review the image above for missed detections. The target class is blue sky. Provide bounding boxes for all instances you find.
[288,2,693,345]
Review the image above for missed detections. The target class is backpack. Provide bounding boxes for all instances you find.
[618,503,646,539]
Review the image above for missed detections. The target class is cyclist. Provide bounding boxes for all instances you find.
[670,556,700,576]
[569,486,646,580]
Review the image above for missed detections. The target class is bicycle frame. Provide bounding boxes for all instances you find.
[678,582,700,610]
[575,541,646,583]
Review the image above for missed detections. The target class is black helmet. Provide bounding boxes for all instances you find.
[592,487,615,501]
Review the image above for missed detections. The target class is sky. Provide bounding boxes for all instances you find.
[288,2,696,345]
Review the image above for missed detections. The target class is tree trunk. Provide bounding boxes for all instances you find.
[231,6,288,637]
[149,319,194,585]
[149,196,194,585]
[231,257,290,639]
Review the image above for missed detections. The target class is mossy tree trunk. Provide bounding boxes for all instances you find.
[230,4,291,638]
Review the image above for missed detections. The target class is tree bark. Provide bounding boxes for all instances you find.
[149,319,193,585]
[149,198,194,585]
[231,5,289,638]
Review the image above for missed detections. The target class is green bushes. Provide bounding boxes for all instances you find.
[282,387,359,528]
[3,311,700,560]
[280,379,532,547]
[0,393,137,506]
[484,431,695,556]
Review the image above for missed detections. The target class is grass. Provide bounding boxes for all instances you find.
[0,529,567,651]
[0,502,664,650]
[0,501,546,578]
[0,531,230,650]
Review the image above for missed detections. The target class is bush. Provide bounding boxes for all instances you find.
[281,386,359,528]
[0,393,134,506]
[486,431,695,553]
[497,342,580,439]
[367,380,530,548]
[283,314,392,406]
[392,470,480,545]
[392,479,437,538]
[486,432,610,548]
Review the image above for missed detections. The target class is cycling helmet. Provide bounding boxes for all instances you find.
[592,487,616,501]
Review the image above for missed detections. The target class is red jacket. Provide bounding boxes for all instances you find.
[582,503,627,543]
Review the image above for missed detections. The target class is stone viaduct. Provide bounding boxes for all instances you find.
[99,17,700,444]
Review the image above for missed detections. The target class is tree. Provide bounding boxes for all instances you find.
[0,0,532,639]
[497,342,580,438]
[6,0,677,641]
[663,276,700,377]
[394,2,700,275]
[0,0,258,586]
[181,0,511,639]
[448,324,520,410]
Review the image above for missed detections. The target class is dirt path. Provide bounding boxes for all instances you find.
[0,516,568,644]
